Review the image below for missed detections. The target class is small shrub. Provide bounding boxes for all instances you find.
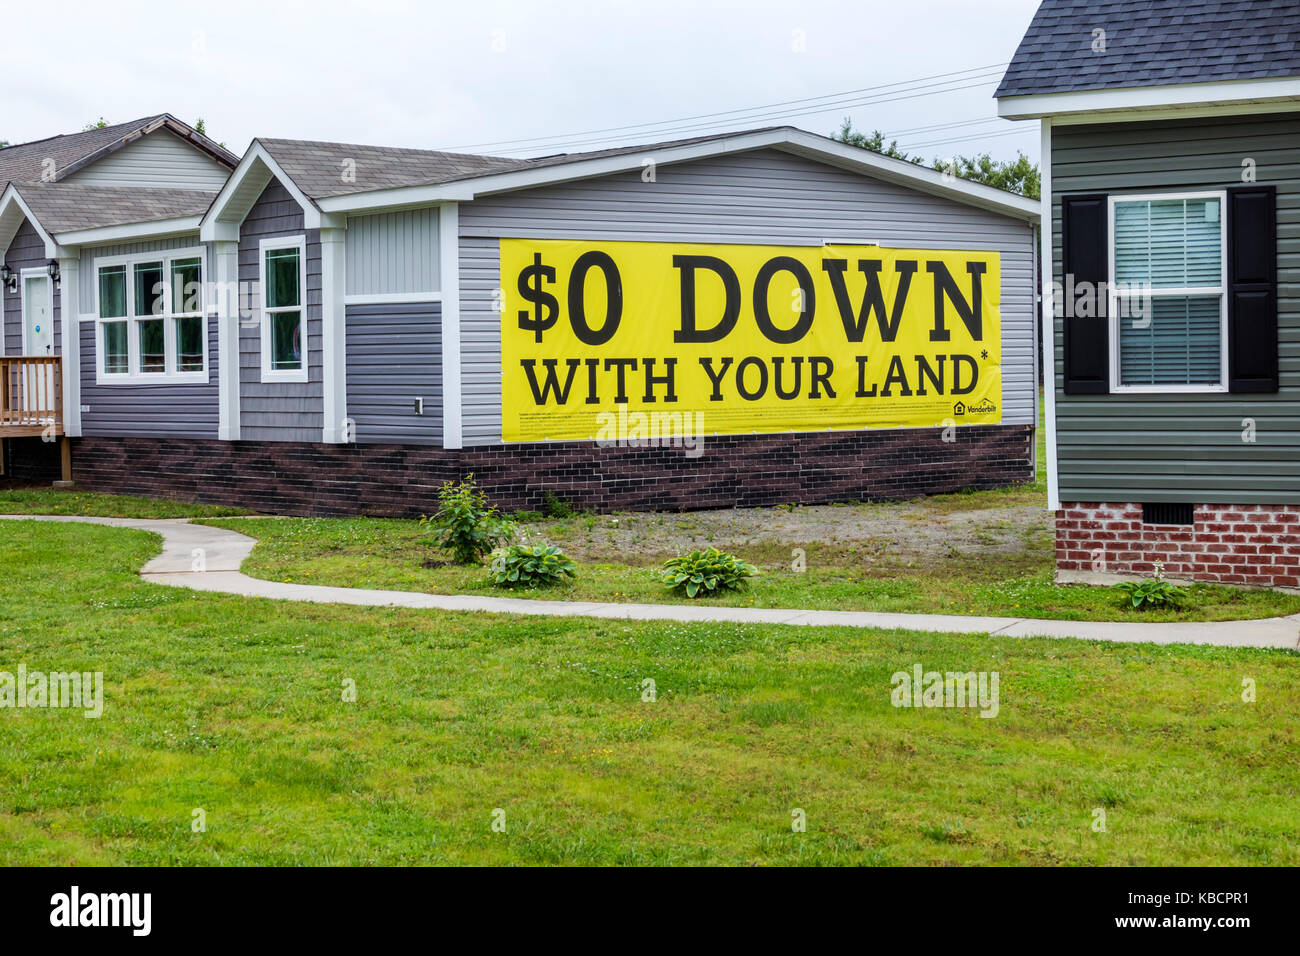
[490,543,577,589]
[661,547,758,598]
[542,490,577,519]
[1112,577,1186,609]
[419,474,515,565]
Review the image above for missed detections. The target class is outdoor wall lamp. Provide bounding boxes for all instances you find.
[0,264,13,293]
[47,259,60,288]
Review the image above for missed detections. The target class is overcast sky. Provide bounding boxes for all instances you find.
[2,0,1043,163]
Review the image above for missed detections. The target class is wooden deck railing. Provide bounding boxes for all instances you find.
[0,356,63,437]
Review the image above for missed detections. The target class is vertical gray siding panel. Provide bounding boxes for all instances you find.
[344,302,442,444]
[1051,111,1300,503]
[77,232,219,438]
[345,208,439,295]
[237,180,323,442]
[458,148,1037,445]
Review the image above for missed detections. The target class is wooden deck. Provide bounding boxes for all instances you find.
[0,356,62,438]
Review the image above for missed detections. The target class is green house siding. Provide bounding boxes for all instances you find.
[1051,111,1300,504]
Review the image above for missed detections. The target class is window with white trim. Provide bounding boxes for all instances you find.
[1109,191,1227,392]
[95,248,208,383]
[259,236,307,383]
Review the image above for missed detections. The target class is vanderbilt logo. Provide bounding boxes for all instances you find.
[953,399,996,416]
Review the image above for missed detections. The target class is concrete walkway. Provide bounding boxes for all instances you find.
[5,514,1299,650]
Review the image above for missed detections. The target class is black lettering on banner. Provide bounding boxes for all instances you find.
[698,357,733,401]
[642,358,677,403]
[855,355,877,398]
[772,356,803,400]
[915,354,944,396]
[822,260,918,342]
[880,355,912,397]
[568,251,623,346]
[950,353,978,395]
[674,256,741,343]
[584,357,600,404]
[521,358,581,405]
[517,252,559,343]
[603,358,637,404]
[753,256,816,344]
[809,356,835,399]
[927,261,986,342]
[735,356,768,401]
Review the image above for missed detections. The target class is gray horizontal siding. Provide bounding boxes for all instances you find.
[79,318,218,438]
[66,129,229,191]
[344,302,442,444]
[1052,110,1300,504]
[458,147,1037,445]
[238,180,323,442]
[78,235,219,438]
[346,208,439,296]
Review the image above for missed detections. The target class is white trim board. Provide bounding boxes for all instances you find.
[342,292,441,306]
[998,75,1300,121]
[1039,119,1060,512]
[258,234,310,384]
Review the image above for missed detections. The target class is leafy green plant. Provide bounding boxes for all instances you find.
[542,490,577,519]
[1112,577,1186,609]
[661,547,758,598]
[419,474,514,565]
[490,543,577,589]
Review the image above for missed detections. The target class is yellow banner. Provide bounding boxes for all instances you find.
[500,238,1001,442]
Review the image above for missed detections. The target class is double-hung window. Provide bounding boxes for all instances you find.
[95,248,208,383]
[260,236,308,383]
[1109,191,1227,392]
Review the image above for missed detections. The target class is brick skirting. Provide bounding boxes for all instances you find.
[1056,502,1300,588]
[57,425,1033,517]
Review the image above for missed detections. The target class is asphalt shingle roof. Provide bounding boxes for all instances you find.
[259,127,792,201]
[14,183,215,234]
[0,114,237,233]
[996,0,1300,98]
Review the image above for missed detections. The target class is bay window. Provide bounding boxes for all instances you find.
[95,248,208,383]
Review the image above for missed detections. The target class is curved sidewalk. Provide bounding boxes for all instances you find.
[5,514,1298,650]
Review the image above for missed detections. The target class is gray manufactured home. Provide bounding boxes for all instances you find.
[0,116,1039,515]
[998,0,1300,587]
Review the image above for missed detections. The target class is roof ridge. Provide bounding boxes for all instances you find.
[0,114,167,154]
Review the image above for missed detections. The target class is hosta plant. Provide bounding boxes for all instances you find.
[661,547,758,598]
[1111,577,1187,609]
[490,543,578,589]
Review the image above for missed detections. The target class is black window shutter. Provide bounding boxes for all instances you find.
[1227,185,1278,393]
[1061,194,1109,394]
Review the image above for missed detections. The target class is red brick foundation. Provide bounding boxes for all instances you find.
[55,425,1033,518]
[1056,502,1300,588]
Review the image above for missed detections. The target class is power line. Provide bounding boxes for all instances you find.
[491,75,1006,156]
[449,62,1008,154]
[900,125,1036,153]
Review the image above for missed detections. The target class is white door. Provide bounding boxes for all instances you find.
[20,274,56,419]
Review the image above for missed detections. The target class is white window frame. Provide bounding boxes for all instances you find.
[1107,190,1228,394]
[259,235,309,384]
[93,246,209,385]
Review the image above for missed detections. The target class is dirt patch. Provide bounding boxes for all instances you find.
[528,499,1053,571]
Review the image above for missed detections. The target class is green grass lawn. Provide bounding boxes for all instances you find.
[199,513,1300,623]
[0,521,1297,865]
[0,486,249,519]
